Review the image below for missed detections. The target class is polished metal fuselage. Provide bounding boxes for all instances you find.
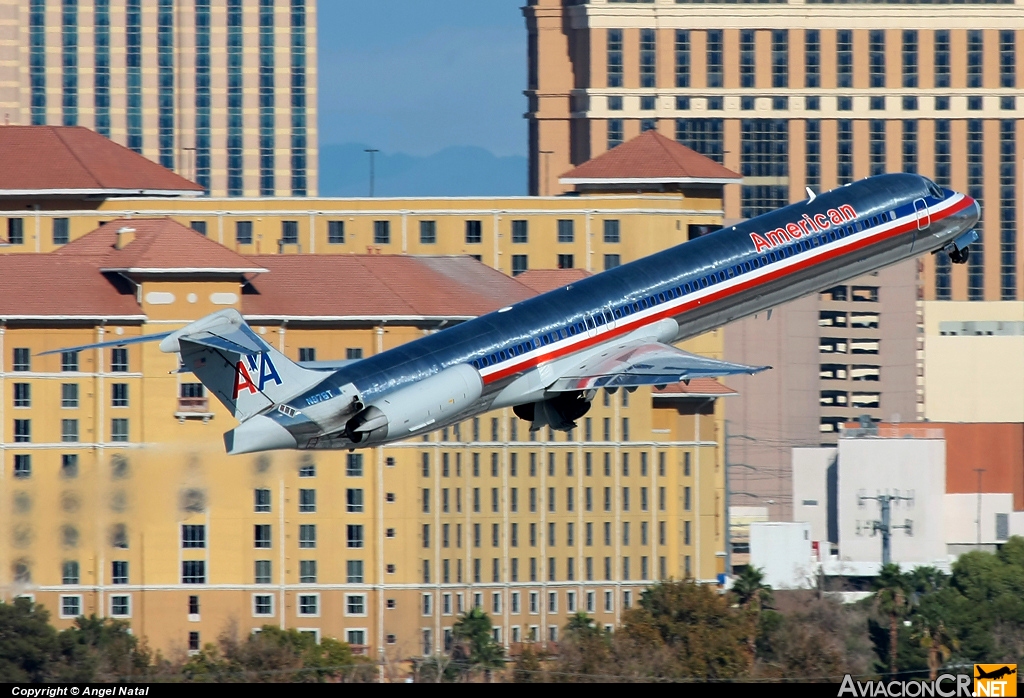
[271,173,979,450]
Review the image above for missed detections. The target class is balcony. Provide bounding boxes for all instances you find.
[176,397,213,424]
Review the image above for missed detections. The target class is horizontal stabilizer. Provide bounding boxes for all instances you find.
[547,339,769,392]
[37,331,173,356]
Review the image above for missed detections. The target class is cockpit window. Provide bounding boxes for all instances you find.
[925,178,945,200]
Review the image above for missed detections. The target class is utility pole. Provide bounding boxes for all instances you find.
[723,423,758,579]
[974,468,986,550]
[860,492,913,565]
[364,148,379,197]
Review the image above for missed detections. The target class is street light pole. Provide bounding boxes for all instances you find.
[364,148,380,197]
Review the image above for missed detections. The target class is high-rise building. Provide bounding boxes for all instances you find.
[527,0,1024,519]
[0,0,317,197]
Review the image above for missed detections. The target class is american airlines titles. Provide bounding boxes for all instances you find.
[749,204,859,253]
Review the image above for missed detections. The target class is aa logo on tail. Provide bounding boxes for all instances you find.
[975,664,1017,697]
[233,353,282,399]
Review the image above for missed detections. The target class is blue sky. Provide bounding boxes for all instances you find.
[317,0,528,158]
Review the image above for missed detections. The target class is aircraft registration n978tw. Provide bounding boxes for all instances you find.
[45,173,980,455]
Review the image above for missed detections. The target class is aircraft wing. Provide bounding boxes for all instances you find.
[546,339,770,392]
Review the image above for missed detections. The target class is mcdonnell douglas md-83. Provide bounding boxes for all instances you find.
[46,173,980,455]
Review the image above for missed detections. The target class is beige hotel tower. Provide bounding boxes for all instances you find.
[0,0,317,197]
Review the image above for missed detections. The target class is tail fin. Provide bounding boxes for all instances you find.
[160,309,327,421]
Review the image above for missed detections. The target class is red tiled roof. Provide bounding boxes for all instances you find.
[0,126,203,196]
[242,255,536,319]
[560,130,741,185]
[54,218,266,274]
[514,268,592,294]
[653,378,738,397]
[0,256,142,319]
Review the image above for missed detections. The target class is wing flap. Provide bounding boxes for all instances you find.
[547,340,769,392]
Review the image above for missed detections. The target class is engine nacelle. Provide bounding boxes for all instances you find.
[345,363,483,444]
[513,391,592,432]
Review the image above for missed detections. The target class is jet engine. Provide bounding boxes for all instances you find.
[344,363,482,444]
[513,391,592,432]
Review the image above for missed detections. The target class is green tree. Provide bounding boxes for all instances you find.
[730,566,774,667]
[873,563,910,675]
[451,607,505,682]
[615,580,752,679]
[0,598,59,682]
[556,612,610,681]
[512,644,545,683]
[55,615,153,682]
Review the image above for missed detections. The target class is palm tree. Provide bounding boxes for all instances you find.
[873,563,909,675]
[731,566,774,612]
[452,607,505,682]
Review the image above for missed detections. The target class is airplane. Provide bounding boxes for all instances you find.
[976,666,1017,681]
[45,173,980,455]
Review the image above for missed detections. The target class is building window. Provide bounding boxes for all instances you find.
[255,560,271,584]
[1000,119,1017,300]
[902,120,918,174]
[967,30,983,89]
[111,383,128,407]
[258,0,276,194]
[299,524,316,549]
[465,220,482,244]
[607,29,623,87]
[194,0,211,190]
[739,30,755,88]
[13,383,30,408]
[300,560,317,583]
[254,488,271,513]
[608,119,624,149]
[806,119,820,191]
[12,347,30,371]
[771,30,788,88]
[299,488,316,513]
[934,30,950,88]
[347,488,364,513]
[61,595,82,619]
[59,418,77,444]
[112,560,129,585]
[804,29,820,88]
[188,632,200,652]
[640,28,656,88]
[182,560,205,584]
[235,220,253,245]
[182,525,205,549]
[156,0,174,169]
[838,120,853,185]
[14,454,31,478]
[511,255,528,276]
[675,30,690,87]
[604,255,621,270]
[1001,30,1016,88]
[347,525,364,549]
[110,595,130,618]
[706,29,723,88]
[14,420,30,443]
[836,30,852,89]
[347,453,363,477]
[111,419,128,443]
[968,119,985,301]
[346,594,366,616]
[869,120,886,176]
[29,0,46,124]
[557,254,574,269]
[53,218,70,245]
[298,594,319,616]
[281,221,299,245]
[902,30,918,88]
[676,118,724,164]
[870,96,886,111]
[111,348,128,372]
[62,560,79,585]
[289,0,308,195]
[416,220,436,244]
[254,594,273,616]
[741,119,788,219]
[254,525,272,549]
[603,219,621,244]
[226,0,244,195]
[557,219,574,243]
[346,348,363,361]
[869,30,885,88]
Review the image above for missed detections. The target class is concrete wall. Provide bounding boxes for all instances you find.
[837,437,947,566]
[944,492,1015,549]
[923,302,1024,422]
[792,447,836,544]
[749,522,815,590]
